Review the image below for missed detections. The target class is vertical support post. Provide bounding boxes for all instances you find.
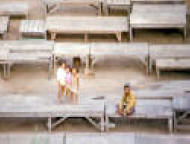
[103,0,109,16]
[156,66,160,80]
[173,111,177,132]
[101,115,104,132]
[184,26,187,40]
[130,27,133,41]
[84,34,88,43]
[116,32,122,42]
[98,2,102,16]
[51,32,56,40]
[48,117,52,133]
[84,54,90,75]
[168,118,173,133]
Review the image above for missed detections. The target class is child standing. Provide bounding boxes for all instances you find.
[57,61,66,102]
[65,66,72,98]
[71,67,79,103]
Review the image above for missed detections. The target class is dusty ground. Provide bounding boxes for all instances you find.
[0,0,190,134]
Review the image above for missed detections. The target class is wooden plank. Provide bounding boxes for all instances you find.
[0,2,29,18]
[0,16,9,35]
[173,95,190,111]
[130,4,186,27]
[46,16,128,40]
[150,44,190,59]
[19,20,46,38]
[0,40,54,52]
[54,42,90,57]
[132,0,185,4]
[156,59,190,70]
[66,133,135,144]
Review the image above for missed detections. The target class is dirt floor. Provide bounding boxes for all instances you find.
[0,0,190,134]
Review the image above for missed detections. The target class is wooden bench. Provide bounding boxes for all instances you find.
[103,0,131,15]
[0,16,9,39]
[0,2,29,18]
[0,40,54,80]
[0,133,64,144]
[46,16,129,42]
[41,0,102,16]
[131,0,185,4]
[19,20,46,39]
[130,4,186,41]
[149,44,190,80]
[0,95,105,132]
[90,42,149,73]
[105,99,173,132]
[173,94,190,132]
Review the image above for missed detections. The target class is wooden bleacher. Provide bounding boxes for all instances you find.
[130,4,187,41]
[0,16,9,39]
[46,16,129,42]
[149,44,190,79]
[131,0,185,4]
[0,1,29,18]
[19,20,46,39]
[0,40,54,79]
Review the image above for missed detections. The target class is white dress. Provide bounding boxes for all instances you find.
[57,68,66,86]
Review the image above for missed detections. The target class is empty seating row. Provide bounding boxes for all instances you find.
[0,41,190,79]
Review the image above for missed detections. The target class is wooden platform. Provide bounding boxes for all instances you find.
[105,99,173,132]
[0,16,9,39]
[46,16,129,42]
[173,95,190,131]
[0,95,105,132]
[0,2,29,18]
[0,40,54,80]
[149,44,190,79]
[103,0,131,15]
[41,0,102,16]
[19,20,46,39]
[131,0,185,4]
[90,42,149,73]
[130,4,186,41]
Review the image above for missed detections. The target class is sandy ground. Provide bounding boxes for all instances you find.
[0,0,190,134]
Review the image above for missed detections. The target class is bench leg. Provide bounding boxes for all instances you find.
[130,27,133,41]
[105,115,109,132]
[156,66,160,80]
[51,33,56,40]
[103,4,109,16]
[184,26,187,40]
[116,32,122,42]
[84,34,88,43]
[168,118,173,133]
[101,115,105,132]
[48,117,52,133]
[98,3,102,16]
[173,111,178,132]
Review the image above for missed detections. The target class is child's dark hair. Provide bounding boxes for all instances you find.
[58,58,66,66]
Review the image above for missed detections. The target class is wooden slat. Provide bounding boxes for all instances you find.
[0,2,28,17]
[0,16,9,34]
[46,16,129,33]
[130,4,186,27]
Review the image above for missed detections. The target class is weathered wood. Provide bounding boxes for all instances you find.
[149,44,190,77]
[104,0,131,15]
[19,20,46,39]
[0,95,105,132]
[0,40,54,79]
[42,0,102,15]
[132,0,185,4]
[0,2,29,18]
[130,4,186,40]
[46,16,129,41]
[0,16,9,39]
[105,99,173,132]
[156,59,190,79]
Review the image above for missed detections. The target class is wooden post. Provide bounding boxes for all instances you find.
[48,117,52,133]
[168,118,173,133]
[101,115,104,132]
[130,27,133,41]
[51,32,56,40]
[84,54,95,77]
[184,26,187,39]
[98,2,102,16]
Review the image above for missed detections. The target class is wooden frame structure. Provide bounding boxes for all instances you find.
[149,44,190,80]
[0,40,54,80]
[105,99,173,133]
[19,20,46,39]
[46,16,129,42]
[131,0,185,4]
[0,16,9,39]
[41,0,102,16]
[130,4,187,41]
[0,2,29,18]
